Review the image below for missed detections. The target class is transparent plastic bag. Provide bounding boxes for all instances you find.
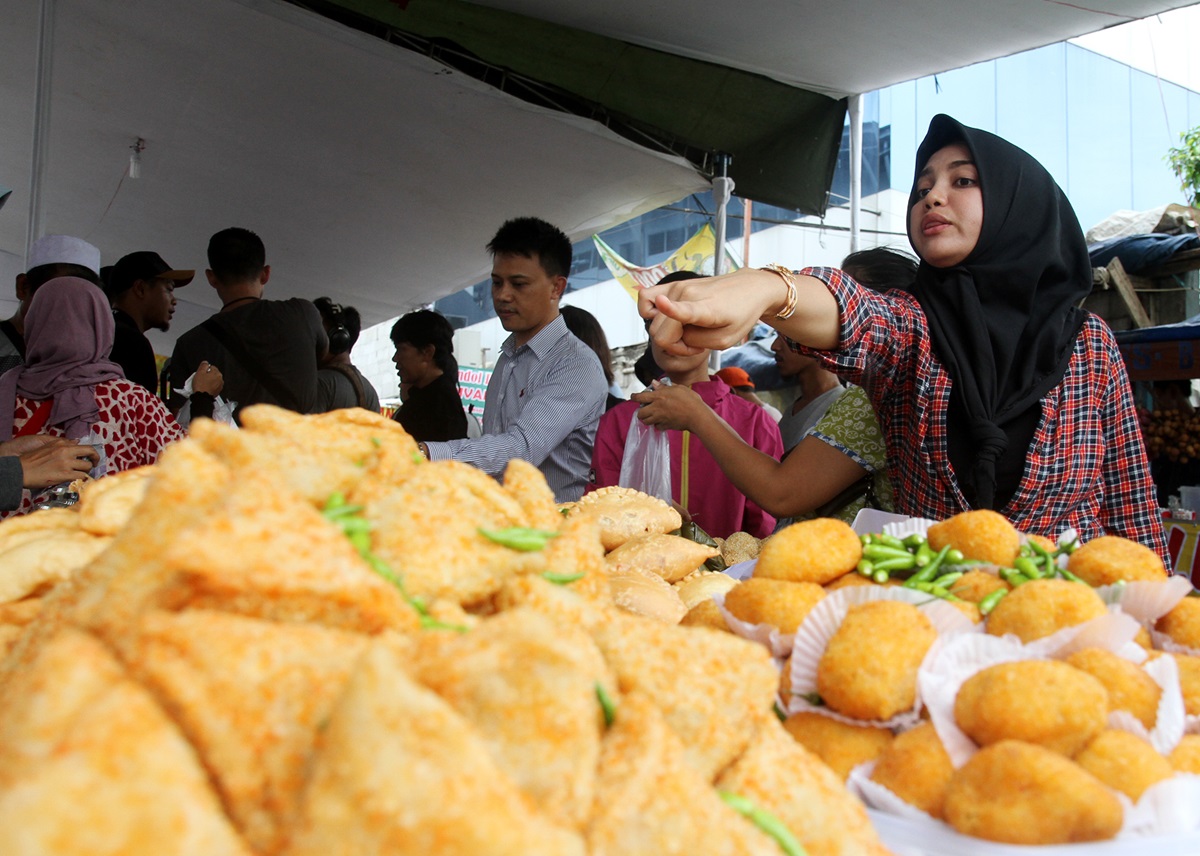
[175,372,238,429]
[618,416,672,503]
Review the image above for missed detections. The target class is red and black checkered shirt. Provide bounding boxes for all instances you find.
[795,266,1169,564]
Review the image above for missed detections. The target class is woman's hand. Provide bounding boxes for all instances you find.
[0,436,99,489]
[192,361,224,396]
[631,382,709,432]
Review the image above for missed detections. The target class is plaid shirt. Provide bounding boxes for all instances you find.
[796,266,1169,563]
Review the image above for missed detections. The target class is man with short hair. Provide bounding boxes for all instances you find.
[1,235,102,374]
[168,228,326,421]
[420,217,607,502]
[314,297,380,412]
[105,251,194,393]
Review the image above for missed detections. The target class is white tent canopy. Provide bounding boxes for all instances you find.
[2,0,1194,356]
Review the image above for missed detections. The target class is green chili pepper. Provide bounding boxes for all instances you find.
[410,449,425,464]
[773,701,789,722]
[903,545,951,587]
[1058,566,1087,585]
[478,527,559,552]
[930,571,963,588]
[873,533,908,551]
[862,544,915,563]
[801,692,825,707]
[871,555,917,573]
[872,568,890,585]
[978,588,1007,615]
[903,532,927,549]
[914,541,936,567]
[856,558,875,577]
[1000,567,1032,587]
[718,792,808,856]
[860,533,875,546]
[945,548,966,564]
[596,683,616,727]
[542,571,586,585]
[1014,556,1043,579]
[370,436,382,448]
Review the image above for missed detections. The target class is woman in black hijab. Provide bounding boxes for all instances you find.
[637,115,1168,562]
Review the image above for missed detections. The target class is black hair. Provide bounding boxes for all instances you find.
[841,247,919,294]
[25,263,101,291]
[207,227,266,284]
[486,217,572,279]
[314,296,362,352]
[390,309,459,377]
[560,305,615,386]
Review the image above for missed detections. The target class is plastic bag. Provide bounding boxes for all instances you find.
[175,372,238,429]
[618,416,672,503]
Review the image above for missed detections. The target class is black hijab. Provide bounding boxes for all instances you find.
[906,115,1091,510]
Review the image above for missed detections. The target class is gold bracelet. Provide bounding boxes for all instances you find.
[759,264,799,319]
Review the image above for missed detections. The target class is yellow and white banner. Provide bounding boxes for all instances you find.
[593,223,740,302]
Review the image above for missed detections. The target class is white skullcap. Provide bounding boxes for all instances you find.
[27,235,102,276]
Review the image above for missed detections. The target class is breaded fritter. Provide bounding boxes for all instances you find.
[1074,729,1173,802]
[943,740,1123,845]
[1155,596,1200,652]
[1168,733,1200,774]
[783,711,893,782]
[817,600,937,721]
[869,721,954,819]
[927,509,1019,567]
[948,569,1010,604]
[754,518,861,586]
[955,660,1108,756]
[723,578,824,634]
[984,578,1107,643]
[1065,647,1161,729]
[1068,534,1168,586]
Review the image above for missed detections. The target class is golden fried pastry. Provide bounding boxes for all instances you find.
[673,569,738,610]
[1065,647,1161,729]
[948,569,1010,604]
[783,711,894,782]
[588,692,780,855]
[1074,729,1173,802]
[754,518,861,585]
[491,572,610,635]
[954,660,1108,756]
[123,609,369,854]
[572,486,682,551]
[1068,534,1168,586]
[869,722,954,819]
[717,716,887,856]
[501,458,562,531]
[679,598,728,631]
[540,512,612,605]
[367,460,542,607]
[1172,653,1200,716]
[0,506,80,552]
[720,530,762,565]
[410,609,614,832]
[608,565,688,624]
[927,509,1019,567]
[0,628,251,856]
[943,740,1122,845]
[723,578,824,634]
[590,611,778,780]
[817,600,937,721]
[0,529,110,604]
[1155,596,1200,651]
[605,533,719,583]
[1168,734,1200,774]
[76,466,153,535]
[823,572,875,591]
[288,638,585,856]
[984,578,1107,643]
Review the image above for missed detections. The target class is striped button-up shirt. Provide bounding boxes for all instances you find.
[795,266,1169,563]
[425,313,607,502]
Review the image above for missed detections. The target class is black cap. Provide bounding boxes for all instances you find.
[107,251,194,299]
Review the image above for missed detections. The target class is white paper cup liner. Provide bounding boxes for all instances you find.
[1098,576,1192,624]
[1122,774,1200,837]
[1101,653,1187,755]
[1151,628,1200,659]
[786,586,977,729]
[714,592,794,659]
[918,632,1031,767]
[881,517,937,540]
[1021,607,1143,660]
[846,760,939,823]
[722,559,757,582]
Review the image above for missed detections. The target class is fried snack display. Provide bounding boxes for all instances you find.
[867,722,954,820]
[1068,534,1169,586]
[0,405,893,856]
[782,712,894,782]
[926,509,1020,567]
[755,517,861,585]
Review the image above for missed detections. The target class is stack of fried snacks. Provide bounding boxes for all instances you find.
[0,405,890,856]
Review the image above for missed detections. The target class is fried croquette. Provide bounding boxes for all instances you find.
[1155,596,1200,652]
[1172,654,1200,716]
[754,518,861,586]
[943,740,1123,845]
[1065,647,1161,729]
[783,712,893,781]
[1074,729,1173,802]
[1168,734,1200,774]
[723,578,824,634]
[1024,533,1057,553]
[984,578,1107,643]
[823,573,875,591]
[927,509,1019,567]
[1068,534,1167,586]
[817,600,937,721]
[954,660,1108,756]
[868,722,953,819]
[678,598,728,631]
[948,570,1010,604]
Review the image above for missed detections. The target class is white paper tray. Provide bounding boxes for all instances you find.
[869,809,1200,856]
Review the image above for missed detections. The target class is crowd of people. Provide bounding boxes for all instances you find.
[0,114,1173,562]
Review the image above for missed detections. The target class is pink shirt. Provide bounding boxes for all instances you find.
[588,379,782,539]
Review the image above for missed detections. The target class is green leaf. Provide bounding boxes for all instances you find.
[595,683,616,728]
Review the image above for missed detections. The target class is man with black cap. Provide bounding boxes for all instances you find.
[105,251,194,393]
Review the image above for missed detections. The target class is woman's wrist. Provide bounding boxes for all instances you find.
[757,265,799,320]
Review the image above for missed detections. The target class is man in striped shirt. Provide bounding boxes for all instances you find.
[421,218,608,502]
